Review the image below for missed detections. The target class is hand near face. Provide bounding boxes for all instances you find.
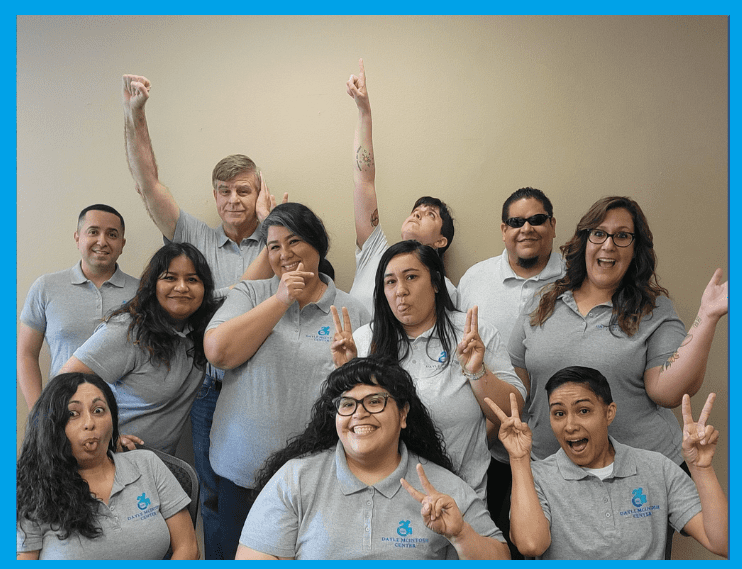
[456,306,485,373]
[122,74,151,111]
[116,434,145,452]
[401,463,464,539]
[255,172,289,223]
[485,393,533,460]
[346,58,370,112]
[275,262,314,306]
[681,393,719,469]
[330,305,358,368]
[699,269,728,321]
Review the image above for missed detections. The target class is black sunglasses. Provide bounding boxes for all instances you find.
[504,214,551,228]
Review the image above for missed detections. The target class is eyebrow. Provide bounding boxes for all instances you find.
[68,397,106,406]
[384,267,420,278]
[267,233,298,246]
[549,397,594,408]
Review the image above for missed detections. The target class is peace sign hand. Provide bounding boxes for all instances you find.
[484,393,532,460]
[456,306,485,374]
[401,463,464,539]
[330,305,357,367]
[681,393,719,469]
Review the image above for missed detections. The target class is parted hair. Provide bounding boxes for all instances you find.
[370,240,457,368]
[532,196,668,336]
[17,373,120,541]
[211,154,259,188]
[260,202,335,280]
[109,242,220,369]
[252,357,455,493]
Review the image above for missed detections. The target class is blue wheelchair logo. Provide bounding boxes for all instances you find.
[631,488,647,508]
[137,492,151,511]
[318,326,331,336]
[437,350,447,363]
[397,520,413,536]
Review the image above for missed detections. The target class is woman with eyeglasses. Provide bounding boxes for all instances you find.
[508,196,728,464]
[235,358,510,560]
[331,240,526,501]
[203,202,370,560]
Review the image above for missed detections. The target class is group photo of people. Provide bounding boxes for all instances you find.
[16,15,729,560]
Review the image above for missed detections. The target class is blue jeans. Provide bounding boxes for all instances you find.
[190,372,221,560]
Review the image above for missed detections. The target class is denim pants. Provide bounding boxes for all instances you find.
[190,371,221,560]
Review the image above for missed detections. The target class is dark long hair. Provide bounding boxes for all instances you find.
[533,196,668,336]
[253,357,454,493]
[17,373,121,541]
[260,202,335,280]
[109,242,220,369]
[370,240,457,367]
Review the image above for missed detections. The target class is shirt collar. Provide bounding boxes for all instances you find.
[216,222,263,248]
[559,290,612,314]
[554,436,635,481]
[110,451,143,497]
[71,261,127,287]
[334,440,408,499]
[501,250,565,283]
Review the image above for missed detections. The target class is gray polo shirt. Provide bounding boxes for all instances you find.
[17,449,190,559]
[349,225,458,316]
[73,313,205,454]
[531,437,701,560]
[354,311,526,499]
[508,291,687,463]
[20,262,139,377]
[240,441,503,559]
[207,275,370,488]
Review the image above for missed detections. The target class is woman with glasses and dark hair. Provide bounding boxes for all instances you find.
[60,242,220,454]
[203,202,370,559]
[17,373,198,559]
[235,357,509,560]
[331,239,526,500]
[509,196,728,464]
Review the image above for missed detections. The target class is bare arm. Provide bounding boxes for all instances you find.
[17,324,45,410]
[513,366,531,395]
[58,355,94,375]
[346,58,378,248]
[165,509,200,560]
[122,74,180,240]
[644,270,728,408]
[16,551,40,560]
[235,545,293,560]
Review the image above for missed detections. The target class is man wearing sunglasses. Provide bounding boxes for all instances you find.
[457,186,563,558]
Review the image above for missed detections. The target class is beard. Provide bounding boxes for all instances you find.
[517,256,540,269]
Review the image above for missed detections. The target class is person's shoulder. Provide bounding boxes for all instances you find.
[459,255,501,284]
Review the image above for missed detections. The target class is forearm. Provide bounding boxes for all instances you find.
[689,464,728,556]
[449,523,510,560]
[240,248,274,281]
[353,107,378,246]
[508,457,551,556]
[17,354,43,410]
[204,296,288,369]
[470,370,524,426]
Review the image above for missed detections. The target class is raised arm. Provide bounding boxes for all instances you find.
[17,324,45,410]
[347,58,378,248]
[679,393,728,557]
[485,394,551,557]
[644,269,728,408]
[122,74,180,240]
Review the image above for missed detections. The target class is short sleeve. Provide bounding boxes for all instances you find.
[206,280,264,331]
[481,322,527,400]
[16,518,44,553]
[644,297,687,370]
[19,277,47,333]
[147,452,191,520]
[507,310,530,370]
[72,317,139,383]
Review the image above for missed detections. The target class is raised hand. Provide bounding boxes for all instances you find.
[456,306,485,374]
[122,74,151,111]
[346,58,370,112]
[699,269,728,321]
[681,393,719,468]
[275,262,314,306]
[255,172,289,223]
[485,393,532,460]
[401,463,464,539]
[330,305,357,367]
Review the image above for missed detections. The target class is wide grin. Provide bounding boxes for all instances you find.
[597,258,616,267]
[351,425,377,435]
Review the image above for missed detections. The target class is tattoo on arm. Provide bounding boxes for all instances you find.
[370,209,379,227]
[355,145,374,172]
[693,316,701,328]
[659,333,693,373]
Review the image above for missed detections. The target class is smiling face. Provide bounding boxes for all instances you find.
[400,204,447,250]
[156,255,205,328]
[336,383,409,470]
[501,198,556,275]
[383,252,438,338]
[74,210,126,276]
[213,171,260,235]
[266,224,321,278]
[548,382,616,469]
[583,207,635,297]
[65,382,114,467]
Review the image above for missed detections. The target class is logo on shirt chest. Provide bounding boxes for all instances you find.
[619,487,660,519]
[379,520,430,549]
[304,326,332,343]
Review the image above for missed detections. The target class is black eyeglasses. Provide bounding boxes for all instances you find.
[333,392,393,416]
[586,229,635,248]
[504,214,551,228]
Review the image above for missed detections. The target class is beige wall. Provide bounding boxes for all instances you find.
[17,15,728,560]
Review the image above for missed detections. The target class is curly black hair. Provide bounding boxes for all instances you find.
[252,357,455,493]
[109,242,222,369]
[17,373,120,541]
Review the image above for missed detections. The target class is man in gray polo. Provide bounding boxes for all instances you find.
[18,204,139,410]
[122,74,274,560]
[457,186,563,556]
